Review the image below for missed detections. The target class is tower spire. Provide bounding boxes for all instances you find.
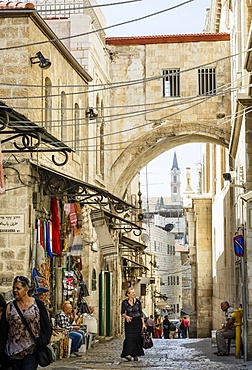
[170,152,181,202]
[171,151,179,170]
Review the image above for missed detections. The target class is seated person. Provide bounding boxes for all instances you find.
[215,301,236,356]
[55,302,84,357]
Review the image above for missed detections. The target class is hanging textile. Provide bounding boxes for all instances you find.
[70,203,77,229]
[78,280,90,297]
[64,203,71,217]
[51,197,61,255]
[45,221,53,259]
[71,229,83,256]
[36,219,46,267]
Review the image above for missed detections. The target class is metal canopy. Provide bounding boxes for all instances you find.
[119,235,146,252]
[122,257,149,271]
[32,163,135,215]
[0,102,73,166]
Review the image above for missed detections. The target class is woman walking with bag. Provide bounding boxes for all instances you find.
[0,276,52,370]
[121,287,145,362]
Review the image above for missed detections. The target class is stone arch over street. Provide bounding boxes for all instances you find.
[111,123,230,197]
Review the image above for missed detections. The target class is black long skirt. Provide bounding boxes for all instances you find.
[121,316,144,358]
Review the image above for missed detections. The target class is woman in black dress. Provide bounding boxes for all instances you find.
[121,287,145,361]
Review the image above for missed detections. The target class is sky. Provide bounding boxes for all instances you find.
[98,0,211,197]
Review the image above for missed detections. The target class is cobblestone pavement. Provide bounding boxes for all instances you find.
[42,338,252,370]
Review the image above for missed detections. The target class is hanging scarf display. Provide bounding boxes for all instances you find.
[51,197,61,255]
[70,203,77,229]
[36,219,46,267]
[45,221,53,259]
[71,229,83,256]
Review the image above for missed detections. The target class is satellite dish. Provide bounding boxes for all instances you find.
[141,232,149,244]
[164,223,173,232]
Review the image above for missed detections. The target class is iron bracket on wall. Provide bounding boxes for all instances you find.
[0,103,72,166]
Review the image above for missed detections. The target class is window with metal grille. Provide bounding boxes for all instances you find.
[163,69,180,97]
[198,68,216,95]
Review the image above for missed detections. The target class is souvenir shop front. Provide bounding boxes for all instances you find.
[30,163,139,330]
[30,163,98,317]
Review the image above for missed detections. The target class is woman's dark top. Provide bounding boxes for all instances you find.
[121,298,143,318]
[163,318,171,330]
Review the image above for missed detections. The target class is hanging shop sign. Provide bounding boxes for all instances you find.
[0,214,25,233]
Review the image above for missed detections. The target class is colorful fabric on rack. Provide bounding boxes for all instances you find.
[71,229,82,256]
[36,219,46,266]
[52,197,61,255]
[39,219,45,249]
[70,203,77,229]
[46,221,53,259]
[64,203,71,217]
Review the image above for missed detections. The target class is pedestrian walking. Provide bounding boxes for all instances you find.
[146,315,155,338]
[183,316,189,338]
[180,318,187,338]
[0,294,11,370]
[215,301,236,356]
[0,276,52,370]
[121,287,145,362]
[154,314,163,338]
[163,315,171,339]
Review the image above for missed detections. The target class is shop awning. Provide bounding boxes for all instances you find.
[122,257,149,271]
[119,235,146,252]
[31,163,134,214]
[0,102,73,166]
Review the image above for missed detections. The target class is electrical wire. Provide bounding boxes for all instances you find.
[0,47,248,102]
[0,0,195,51]
[1,69,246,127]
[0,54,235,99]
[35,104,252,152]
[3,80,251,148]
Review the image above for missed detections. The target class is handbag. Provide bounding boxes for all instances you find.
[142,329,153,349]
[13,301,55,367]
[36,344,55,367]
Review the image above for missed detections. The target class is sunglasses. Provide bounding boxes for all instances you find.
[14,276,29,285]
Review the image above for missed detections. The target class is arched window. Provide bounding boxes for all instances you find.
[61,91,67,142]
[92,269,97,291]
[173,175,177,182]
[74,103,80,153]
[173,186,177,193]
[45,77,52,130]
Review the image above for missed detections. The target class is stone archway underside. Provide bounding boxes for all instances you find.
[111,122,230,197]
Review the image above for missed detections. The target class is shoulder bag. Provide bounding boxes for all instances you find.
[142,328,153,349]
[13,300,55,367]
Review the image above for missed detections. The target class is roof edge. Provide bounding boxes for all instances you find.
[106,33,230,46]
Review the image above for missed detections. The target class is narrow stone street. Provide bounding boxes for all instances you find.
[42,338,252,370]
